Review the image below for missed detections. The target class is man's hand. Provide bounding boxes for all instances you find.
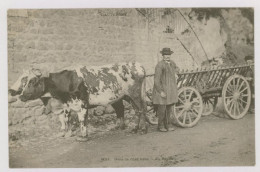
[160,91,166,98]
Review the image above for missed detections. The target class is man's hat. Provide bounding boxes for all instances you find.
[160,48,173,55]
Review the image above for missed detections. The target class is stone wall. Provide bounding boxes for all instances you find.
[7,8,224,86]
[8,9,254,86]
[8,98,45,126]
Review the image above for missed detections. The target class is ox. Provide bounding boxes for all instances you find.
[9,62,151,139]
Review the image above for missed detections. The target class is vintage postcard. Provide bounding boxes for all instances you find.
[4,4,257,170]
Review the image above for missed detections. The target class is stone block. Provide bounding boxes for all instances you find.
[8,96,17,103]
[129,109,136,116]
[65,44,73,50]
[30,28,38,34]
[33,106,45,116]
[8,118,12,126]
[26,99,43,107]
[39,20,45,27]
[8,40,14,49]
[22,116,36,125]
[38,42,48,50]
[8,108,15,117]
[8,10,28,17]
[11,99,27,108]
[21,112,32,123]
[40,28,54,34]
[25,41,35,49]
[55,43,63,50]
[11,111,26,125]
[94,106,106,116]
[105,105,115,114]
[36,114,48,121]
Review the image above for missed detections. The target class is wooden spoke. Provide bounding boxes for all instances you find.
[176,109,185,119]
[226,99,233,108]
[235,78,240,90]
[207,99,213,105]
[178,97,185,104]
[232,79,237,91]
[241,94,249,97]
[237,80,245,91]
[193,105,201,108]
[187,90,193,101]
[182,112,187,124]
[233,101,237,116]
[237,100,244,110]
[227,85,234,93]
[193,107,199,114]
[228,101,234,112]
[239,87,248,94]
[191,109,198,117]
[238,98,247,104]
[175,105,185,109]
[188,112,192,124]
[236,101,241,115]
[225,96,234,99]
[184,90,187,100]
[232,101,236,116]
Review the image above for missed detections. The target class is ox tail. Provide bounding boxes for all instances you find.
[141,69,157,125]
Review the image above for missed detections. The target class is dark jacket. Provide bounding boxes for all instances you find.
[152,60,179,105]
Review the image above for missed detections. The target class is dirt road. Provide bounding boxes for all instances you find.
[9,112,255,167]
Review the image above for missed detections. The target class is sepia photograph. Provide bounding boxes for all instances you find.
[2,1,257,170]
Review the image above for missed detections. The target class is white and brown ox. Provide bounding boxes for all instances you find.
[9,62,152,139]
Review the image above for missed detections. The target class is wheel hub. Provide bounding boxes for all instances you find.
[233,91,240,100]
[184,102,192,110]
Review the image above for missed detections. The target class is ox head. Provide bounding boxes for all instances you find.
[9,69,46,102]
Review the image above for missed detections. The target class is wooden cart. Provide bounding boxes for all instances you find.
[145,63,254,127]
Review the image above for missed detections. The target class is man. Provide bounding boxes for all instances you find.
[152,48,179,132]
[244,55,254,113]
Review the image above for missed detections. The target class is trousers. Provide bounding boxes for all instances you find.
[157,104,174,129]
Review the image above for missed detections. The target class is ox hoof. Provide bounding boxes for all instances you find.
[76,136,89,142]
[140,128,148,135]
[130,128,138,134]
[120,124,126,130]
[57,132,66,138]
[64,130,73,138]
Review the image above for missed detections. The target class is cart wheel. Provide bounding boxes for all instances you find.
[222,75,251,119]
[173,87,203,127]
[202,97,218,116]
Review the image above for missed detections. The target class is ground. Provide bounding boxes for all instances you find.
[9,111,255,168]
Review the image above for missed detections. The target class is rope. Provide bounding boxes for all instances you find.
[175,36,199,66]
[177,9,209,62]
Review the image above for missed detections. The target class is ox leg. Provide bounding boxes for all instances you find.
[111,100,125,130]
[77,110,88,137]
[58,113,66,137]
[124,96,148,134]
[59,113,66,130]
[75,107,89,142]
[64,111,73,138]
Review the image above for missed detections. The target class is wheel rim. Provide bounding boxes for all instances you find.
[174,87,203,127]
[202,97,218,116]
[222,75,251,119]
